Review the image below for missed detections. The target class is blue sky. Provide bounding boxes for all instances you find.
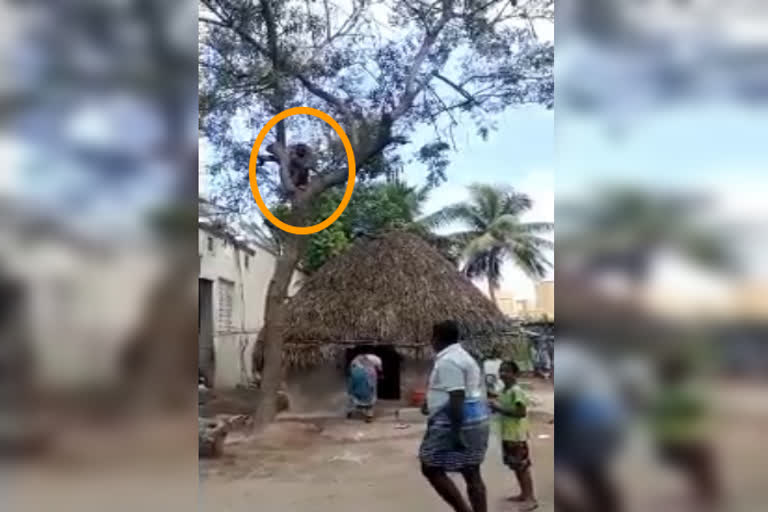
[558,103,768,195]
[558,102,768,282]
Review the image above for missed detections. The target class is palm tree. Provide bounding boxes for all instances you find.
[557,185,732,284]
[421,184,554,304]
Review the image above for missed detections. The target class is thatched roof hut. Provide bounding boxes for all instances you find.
[283,231,518,367]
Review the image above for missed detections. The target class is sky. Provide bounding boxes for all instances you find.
[557,103,768,195]
[402,106,554,301]
[558,102,768,297]
[4,96,176,239]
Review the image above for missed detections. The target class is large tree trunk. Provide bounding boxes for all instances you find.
[120,246,198,410]
[252,233,305,425]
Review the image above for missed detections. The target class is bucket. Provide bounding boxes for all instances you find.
[409,389,426,407]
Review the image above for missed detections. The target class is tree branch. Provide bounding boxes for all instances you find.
[322,0,332,42]
[199,16,230,30]
[433,72,477,104]
[319,116,394,189]
[467,0,507,18]
[391,0,455,121]
[295,74,351,117]
[260,0,295,194]
[425,84,459,148]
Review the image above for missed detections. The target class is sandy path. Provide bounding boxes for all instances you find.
[200,380,555,512]
[200,420,555,512]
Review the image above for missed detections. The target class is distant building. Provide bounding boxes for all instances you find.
[535,280,555,319]
[496,296,516,317]
[198,221,304,389]
[496,280,554,320]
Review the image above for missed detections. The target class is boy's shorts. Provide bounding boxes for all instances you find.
[502,441,531,471]
[658,440,711,470]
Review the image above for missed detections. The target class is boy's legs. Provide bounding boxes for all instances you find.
[515,468,536,502]
[664,441,719,508]
[691,444,719,508]
[504,441,537,506]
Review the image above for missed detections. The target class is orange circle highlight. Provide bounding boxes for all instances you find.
[248,107,356,235]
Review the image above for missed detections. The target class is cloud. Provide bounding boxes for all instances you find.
[518,169,554,224]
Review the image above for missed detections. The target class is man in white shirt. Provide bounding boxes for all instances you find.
[419,320,490,512]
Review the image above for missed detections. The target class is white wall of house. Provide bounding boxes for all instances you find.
[0,225,164,389]
[198,228,303,389]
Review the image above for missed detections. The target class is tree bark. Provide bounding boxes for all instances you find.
[252,227,306,425]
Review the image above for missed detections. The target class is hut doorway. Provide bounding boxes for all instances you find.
[345,345,401,400]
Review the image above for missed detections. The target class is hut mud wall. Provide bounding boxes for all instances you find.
[284,357,433,413]
[399,359,432,403]
[284,364,347,413]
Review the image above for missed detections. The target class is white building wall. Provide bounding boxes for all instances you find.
[0,227,164,389]
[198,228,303,389]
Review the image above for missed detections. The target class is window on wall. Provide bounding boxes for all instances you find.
[217,278,235,332]
[207,236,214,253]
[244,254,250,269]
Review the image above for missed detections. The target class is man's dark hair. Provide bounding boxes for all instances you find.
[501,360,520,374]
[433,320,460,345]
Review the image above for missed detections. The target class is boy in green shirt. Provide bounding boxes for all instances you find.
[490,360,537,510]
[652,355,719,509]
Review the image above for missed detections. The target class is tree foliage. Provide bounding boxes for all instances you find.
[200,0,554,211]
[274,181,430,271]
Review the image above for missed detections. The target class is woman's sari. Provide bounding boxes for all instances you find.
[347,356,378,419]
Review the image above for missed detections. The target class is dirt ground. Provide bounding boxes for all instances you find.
[7,379,764,511]
[200,379,555,512]
[199,379,768,512]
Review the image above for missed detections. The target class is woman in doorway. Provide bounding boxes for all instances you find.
[347,354,382,422]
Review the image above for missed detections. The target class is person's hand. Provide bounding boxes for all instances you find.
[488,399,501,412]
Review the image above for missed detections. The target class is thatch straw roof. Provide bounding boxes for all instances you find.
[283,231,518,367]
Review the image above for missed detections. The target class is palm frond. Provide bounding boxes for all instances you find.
[461,232,498,265]
[446,230,481,246]
[419,203,485,230]
[464,247,503,287]
[501,191,534,216]
[518,221,554,234]
[504,233,554,251]
[506,241,552,279]
[467,184,503,223]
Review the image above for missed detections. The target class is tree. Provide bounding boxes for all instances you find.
[557,185,732,284]
[200,0,554,424]
[421,183,553,304]
[297,181,430,271]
